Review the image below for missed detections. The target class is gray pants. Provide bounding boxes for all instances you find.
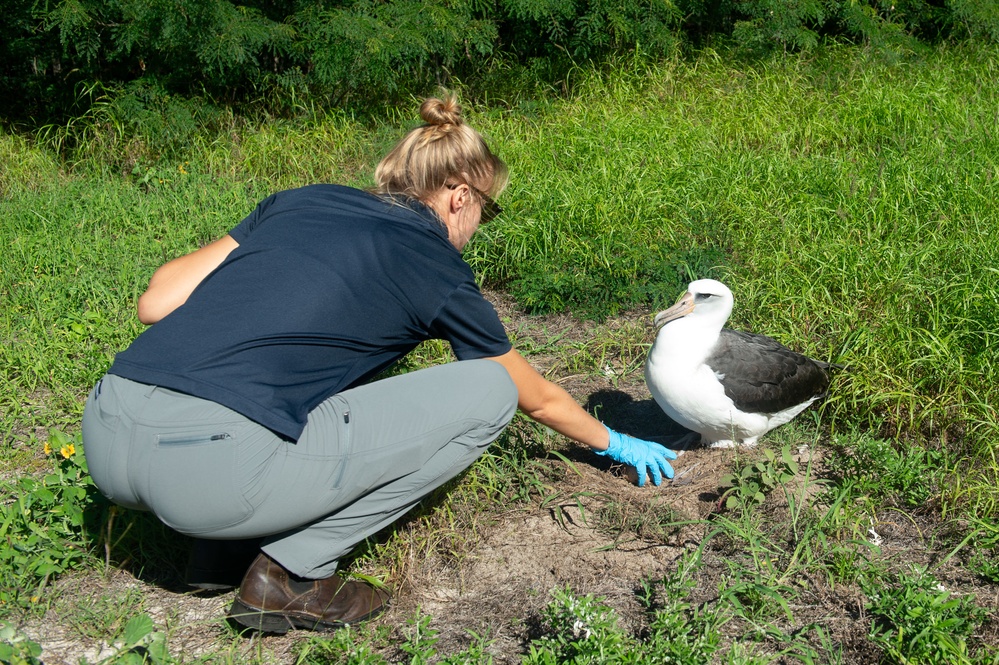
[81,360,517,578]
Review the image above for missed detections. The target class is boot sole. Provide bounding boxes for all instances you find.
[188,581,237,591]
[227,598,386,634]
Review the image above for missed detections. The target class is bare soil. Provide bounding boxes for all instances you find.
[22,291,999,663]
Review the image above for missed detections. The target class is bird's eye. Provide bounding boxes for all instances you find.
[695,293,715,302]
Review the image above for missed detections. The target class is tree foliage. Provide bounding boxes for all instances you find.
[2,0,997,125]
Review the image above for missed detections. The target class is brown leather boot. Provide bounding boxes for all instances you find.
[228,553,390,633]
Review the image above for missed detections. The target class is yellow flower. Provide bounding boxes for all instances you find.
[60,443,76,459]
[43,442,52,455]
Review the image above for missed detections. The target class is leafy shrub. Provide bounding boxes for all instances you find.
[950,0,999,41]
[681,0,982,52]
[294,0,499,106]
[500,0,681,61]
[37,80,225,166]
[8,0,999,127]
[4,0,683,125]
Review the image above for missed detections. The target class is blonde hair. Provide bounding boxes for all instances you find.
[374,94,508,202]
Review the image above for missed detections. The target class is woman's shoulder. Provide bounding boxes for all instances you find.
[264,184,402,219]
[267,184,456,250]
[280,183,375,202]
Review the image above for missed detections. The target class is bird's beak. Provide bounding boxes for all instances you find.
[653,292,695,329]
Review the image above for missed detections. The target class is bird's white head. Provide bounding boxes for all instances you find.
[653,279,734,331]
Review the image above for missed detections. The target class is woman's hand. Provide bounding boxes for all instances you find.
[595,426,677,486]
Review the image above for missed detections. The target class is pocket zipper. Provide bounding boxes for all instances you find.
[157,432,232,446]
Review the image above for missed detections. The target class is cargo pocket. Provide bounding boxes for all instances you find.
[145,429,253,535]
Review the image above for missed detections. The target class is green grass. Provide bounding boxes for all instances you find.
[489,45,999,456]
[1,41,999,662]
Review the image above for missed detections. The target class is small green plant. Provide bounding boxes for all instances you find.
[828,435,945,508]
[294,612,495,665]
[718,570,795,623]
[639,551,727,664]
[863,566,989,664]
[719,446,799,512]
[779,624,844,665]
[968,547,999,583]
[58,587,145,643]
[0,431,104,611]
[821,539,879,586]
[595,497,684,543]
[965,518,999,583]
[97,614,169,665]
[0,622,43,665]
[398,612,440,665]
[437,630,496,665]
[525,587,635,664]
[293,625,394,664]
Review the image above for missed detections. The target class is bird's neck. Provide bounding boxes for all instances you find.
[652,318,723,367]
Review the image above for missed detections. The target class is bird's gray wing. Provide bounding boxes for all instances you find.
[707,329,831,414]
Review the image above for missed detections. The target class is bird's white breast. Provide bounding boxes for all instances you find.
[645,318,768,444]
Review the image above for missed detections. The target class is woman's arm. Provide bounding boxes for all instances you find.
[486,348,677,485]
[485,348,610,451]
[136,235,240,325]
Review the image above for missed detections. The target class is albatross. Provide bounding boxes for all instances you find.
[645,279,838,448]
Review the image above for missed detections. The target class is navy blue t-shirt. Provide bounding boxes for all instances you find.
[109,184,512,441]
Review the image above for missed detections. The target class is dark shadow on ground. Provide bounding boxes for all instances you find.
[585,388,694,444]
[84,500,203,592]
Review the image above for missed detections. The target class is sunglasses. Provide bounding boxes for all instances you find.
[447,183,503,223]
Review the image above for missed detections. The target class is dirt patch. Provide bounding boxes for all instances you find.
[385,445,752,662]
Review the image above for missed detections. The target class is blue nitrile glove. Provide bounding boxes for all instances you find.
[595,426,678,487]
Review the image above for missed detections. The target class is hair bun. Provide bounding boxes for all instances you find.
[420,95,463,128]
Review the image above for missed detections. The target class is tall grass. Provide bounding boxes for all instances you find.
[472,45,999,501]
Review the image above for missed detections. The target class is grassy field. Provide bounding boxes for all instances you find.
[1,43,997,662]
